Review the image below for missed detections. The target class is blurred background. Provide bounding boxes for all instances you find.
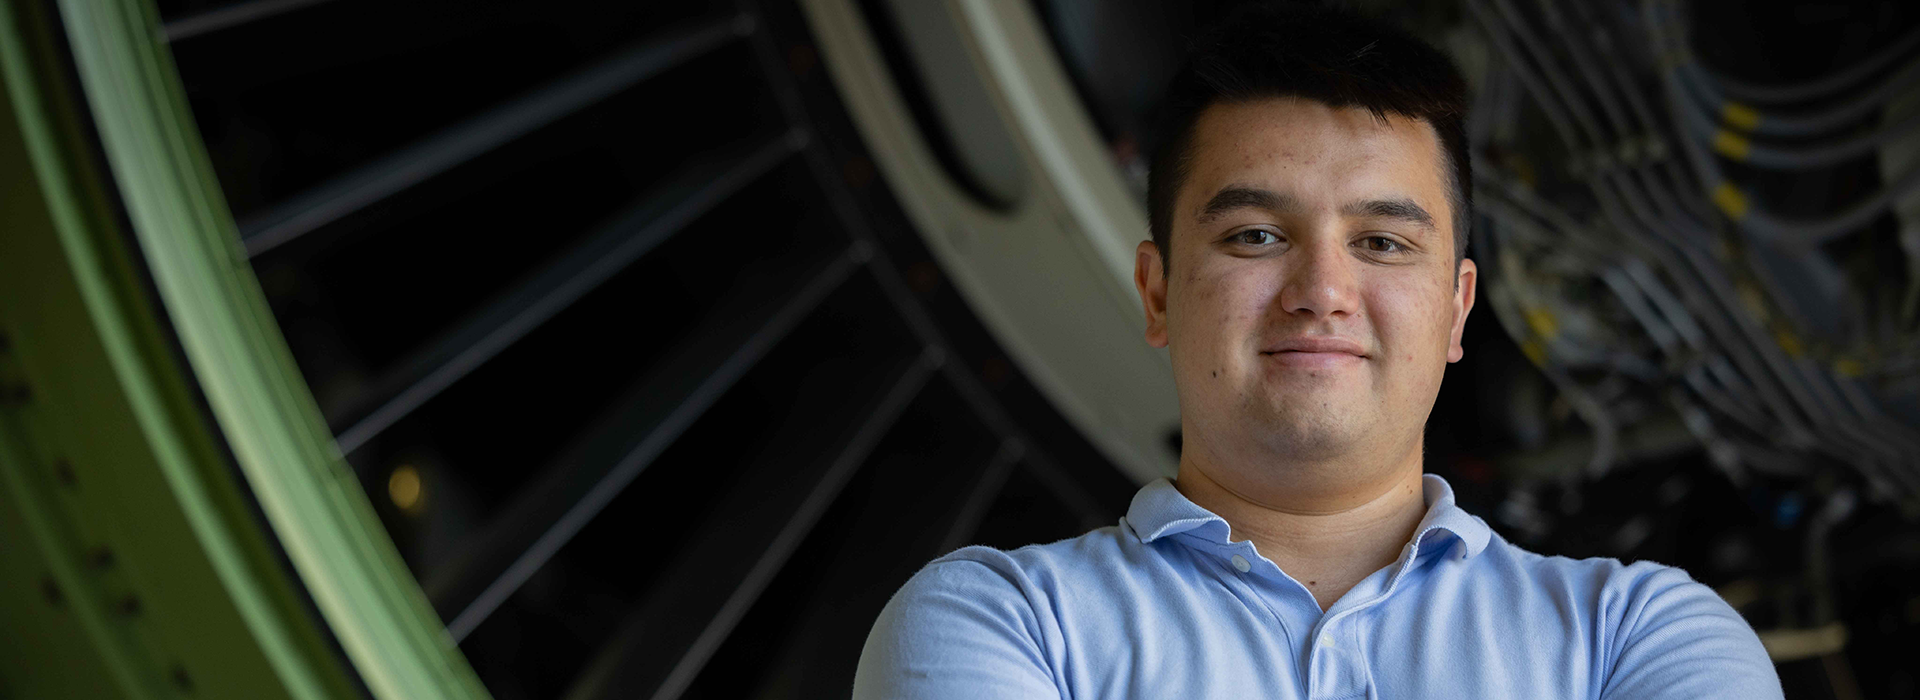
[1,0,1917,698]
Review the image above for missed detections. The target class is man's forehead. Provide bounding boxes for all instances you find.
[1191,97,1437,151]
[1183,98,1446,204]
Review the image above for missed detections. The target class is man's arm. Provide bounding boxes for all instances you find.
[852,554,1062,700]
[1599,564,1783,700]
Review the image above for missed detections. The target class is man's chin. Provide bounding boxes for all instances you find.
[1245,408,1369,462]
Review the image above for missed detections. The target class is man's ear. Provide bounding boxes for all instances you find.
[1447,257,1478,363]
[1136,240,1170,349]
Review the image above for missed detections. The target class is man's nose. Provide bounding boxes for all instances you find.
[1276,238,1360,319]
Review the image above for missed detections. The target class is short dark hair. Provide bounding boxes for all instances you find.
[1146,2,1472,273]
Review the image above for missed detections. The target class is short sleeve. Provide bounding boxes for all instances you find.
[1599,564,1783,700]
[852,553,1062,700]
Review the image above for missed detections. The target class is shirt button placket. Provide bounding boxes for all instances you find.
[1230,554,1251,573]
[1310,623,1367,700]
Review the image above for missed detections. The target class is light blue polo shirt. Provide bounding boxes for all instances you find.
[853,474,1781,699]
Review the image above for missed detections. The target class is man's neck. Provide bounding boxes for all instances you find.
[1172,458,1428,612]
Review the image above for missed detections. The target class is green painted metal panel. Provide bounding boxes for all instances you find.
[47,0,496,696]
[0,0,492,697]
[0,1,358,697]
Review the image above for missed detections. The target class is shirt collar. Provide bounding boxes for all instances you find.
[1124,473,1491,559]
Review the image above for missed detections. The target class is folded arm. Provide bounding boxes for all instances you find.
[1599,565,1783,700]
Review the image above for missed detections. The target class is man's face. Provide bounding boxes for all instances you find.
[1136,97,1476,493]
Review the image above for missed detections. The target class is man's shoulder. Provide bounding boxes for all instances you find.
[914,525,1137,586]
[888,524,1169,610]
[1476,533,1742,632]
[1485,534,1710,595]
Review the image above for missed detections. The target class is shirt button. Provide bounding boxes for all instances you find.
[1230,554,1251,573]
[1319,634,1335,647]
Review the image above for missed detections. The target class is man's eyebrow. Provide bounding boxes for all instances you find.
[1196,186,1300,224]
[1341,198,1436,231]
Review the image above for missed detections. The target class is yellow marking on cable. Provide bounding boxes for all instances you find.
[1712,129,1751,161]
[1524,307,1559,339]
[1774,328,1803,357]
[1834,358,1864,378]
[1712,182,1749,221]
[1737,284,1771,321]
[1521,338,1548,367]
[1721,102,1761,131]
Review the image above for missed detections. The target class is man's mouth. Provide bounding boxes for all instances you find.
[1259,337,1369,370]
[1260,337,1369,357]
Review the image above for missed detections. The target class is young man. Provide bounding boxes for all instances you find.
[853,4,1781,698]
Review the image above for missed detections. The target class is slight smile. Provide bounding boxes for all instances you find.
[1260,337,1369,369]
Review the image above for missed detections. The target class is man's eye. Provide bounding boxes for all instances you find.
[1234,229,1279,245]
[1360,236,1402,253]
